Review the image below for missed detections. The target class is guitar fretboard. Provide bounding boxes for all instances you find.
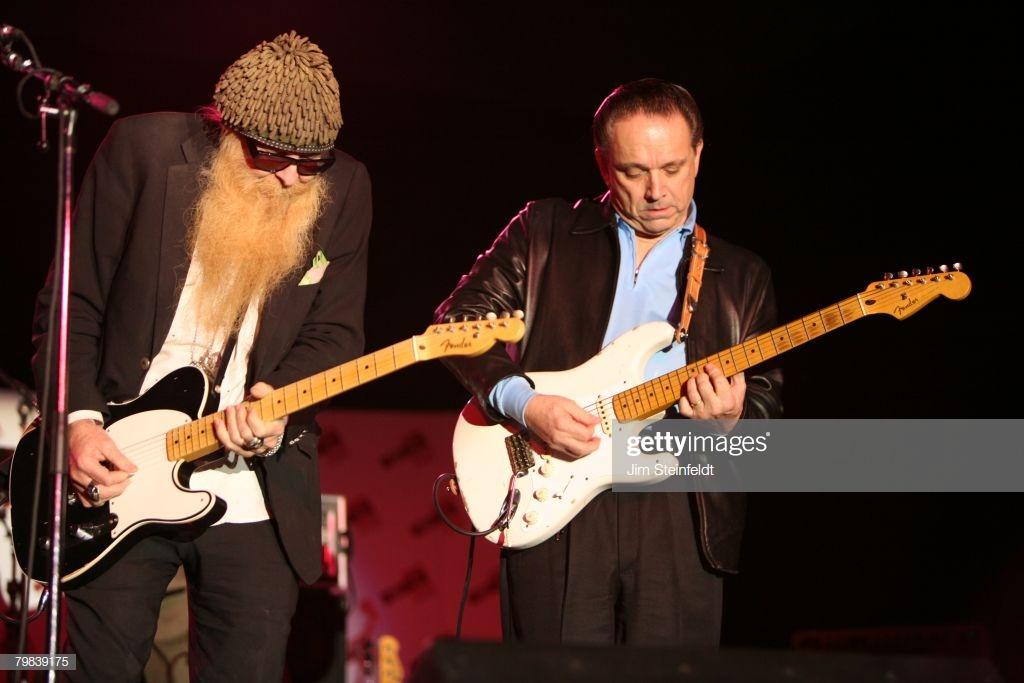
[165,339,420,462]
[612,293,868,421]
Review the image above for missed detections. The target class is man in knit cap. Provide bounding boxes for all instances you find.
[31,31,370,680]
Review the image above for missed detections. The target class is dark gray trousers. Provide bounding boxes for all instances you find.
[501,491,723,646]
[64,520,299,682]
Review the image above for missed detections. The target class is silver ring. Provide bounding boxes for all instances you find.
[86,481,101,504]
[690,398,704,409]
[245,436,264,451]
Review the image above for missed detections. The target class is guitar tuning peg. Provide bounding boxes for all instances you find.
[953,262,962,271]
[883,272,893,281]
[501,311,511,319]
[486,312,497,320]
[897,270,909,278]
[462,314,470,322]
[446,315,456,323]
[513,310,524,319]
[939,264,949,273]
[911,268,921,276]
[475,315,482,321]
[925,266,934,275]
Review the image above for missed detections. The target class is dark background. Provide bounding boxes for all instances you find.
[1,0,1019,677]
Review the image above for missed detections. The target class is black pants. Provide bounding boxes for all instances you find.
[64,521,299,682]
[501,491,723,646]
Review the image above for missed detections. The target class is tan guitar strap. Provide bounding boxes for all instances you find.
[676,224,709,344]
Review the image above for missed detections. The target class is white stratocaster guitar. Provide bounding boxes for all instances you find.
[452,268,972,549]
[10,313,525,587]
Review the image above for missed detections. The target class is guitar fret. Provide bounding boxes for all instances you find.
[311,371,327,403]
[341,360,360,390]
[821,305,844,330]
[374,347,395,375]
[272,390,288,420]
[787,320,808,347]
[356,355,377,385]
[744,338,764,365]
[319,366,339,397]
[295,377,313,410]
[282,383,298,414]
[803,312,826,340]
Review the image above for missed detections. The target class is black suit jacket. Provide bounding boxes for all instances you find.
[32,112,372,583]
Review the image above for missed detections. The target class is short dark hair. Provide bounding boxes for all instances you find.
[593,78,703,150]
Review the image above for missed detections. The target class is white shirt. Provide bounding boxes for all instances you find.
[70,259,270,525]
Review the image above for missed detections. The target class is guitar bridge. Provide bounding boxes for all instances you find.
[505,433,536,475]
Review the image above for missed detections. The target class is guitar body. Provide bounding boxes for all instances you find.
[453,321,681,549]
[10,366,226,588]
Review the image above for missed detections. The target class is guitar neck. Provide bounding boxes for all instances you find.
[612,292,869,422]
[166,338,421,462]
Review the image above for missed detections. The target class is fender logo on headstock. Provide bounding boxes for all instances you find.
[895,296,919,316]
[440,338,474,351]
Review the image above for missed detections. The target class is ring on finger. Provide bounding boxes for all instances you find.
[86,480,101,504]
[245,436,264,451]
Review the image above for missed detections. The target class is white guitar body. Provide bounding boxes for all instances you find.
[10,366,225,587]
[453,321,680,549]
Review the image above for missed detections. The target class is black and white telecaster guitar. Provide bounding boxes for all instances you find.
[452,269,971,549]
[10,313,525,587]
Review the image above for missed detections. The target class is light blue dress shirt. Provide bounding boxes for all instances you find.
[489,201,697,426]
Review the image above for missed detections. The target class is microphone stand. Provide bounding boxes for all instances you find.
[2,24,119,682]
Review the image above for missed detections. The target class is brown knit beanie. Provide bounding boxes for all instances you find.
[213,31,342,153]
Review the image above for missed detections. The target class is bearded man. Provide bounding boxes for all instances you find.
[30,32,371,680]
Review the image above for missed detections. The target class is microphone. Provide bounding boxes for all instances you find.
[1,24,120,116]
[62,80,120,116]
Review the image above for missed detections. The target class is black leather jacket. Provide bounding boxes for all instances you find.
[435,194,782,573]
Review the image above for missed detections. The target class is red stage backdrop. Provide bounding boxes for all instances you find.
[315,409,502,671]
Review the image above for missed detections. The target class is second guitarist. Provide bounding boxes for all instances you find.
[435,79,783,646]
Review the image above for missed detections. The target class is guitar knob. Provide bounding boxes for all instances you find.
[883,272,893,281]
[911,268,921,276]
[953,262,962,271]
[925,266,935,275]
[513,310,524,319]
[897,270,909,278]
[534,488,550,502]
[486,311,497,320]
[523,511,539,525]
[939,264,949,272]
[539,462,554,477]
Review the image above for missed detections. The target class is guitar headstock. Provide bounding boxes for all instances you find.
[415,311,525,360]
[860,264,971,320]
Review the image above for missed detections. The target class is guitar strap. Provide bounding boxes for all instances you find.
[201,333,238,417]
[676,223,709,345]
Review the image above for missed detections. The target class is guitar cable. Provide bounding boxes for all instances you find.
[0,586,49,626]
[432,472,519,637]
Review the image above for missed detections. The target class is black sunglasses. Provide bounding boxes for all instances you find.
[244,138,336,176]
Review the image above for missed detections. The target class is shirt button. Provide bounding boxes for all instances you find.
[140,357,151,370]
